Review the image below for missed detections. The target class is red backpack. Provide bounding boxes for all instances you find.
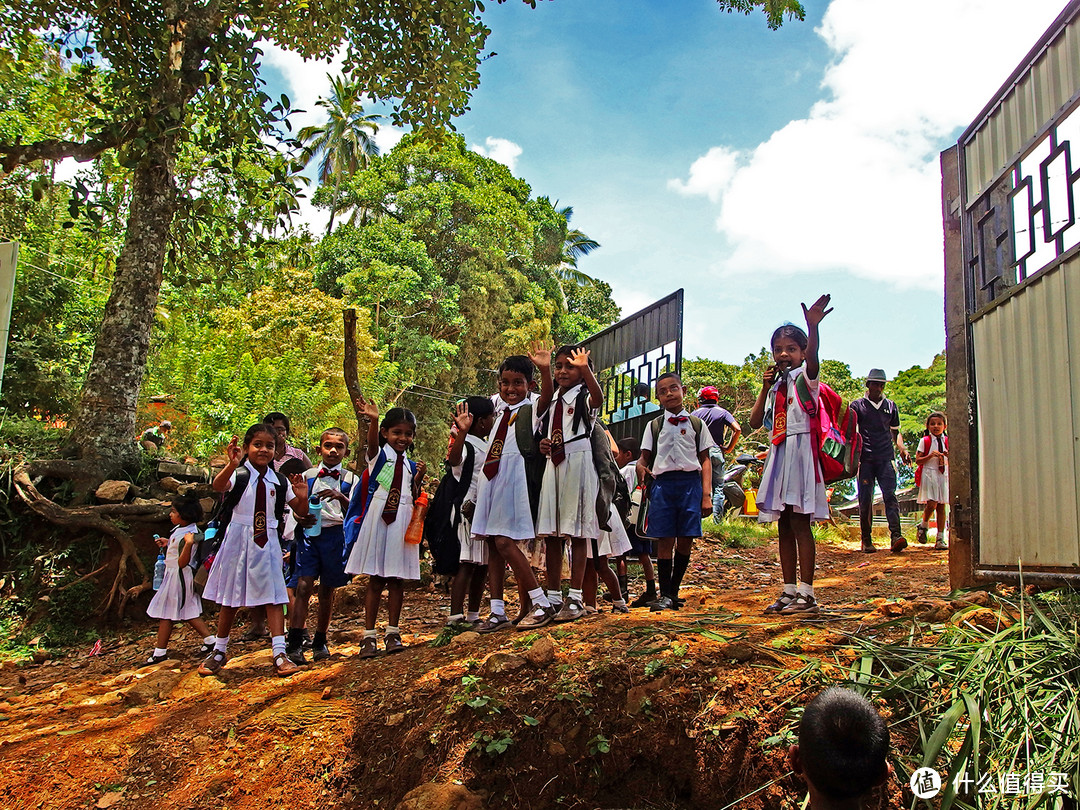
[791,375,862,484]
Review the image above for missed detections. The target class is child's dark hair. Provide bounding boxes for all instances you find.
[771,323,808,350]
[554,343,593,369]
[171,493,204,525]
[379,408,417,447]
[924,411,947,435]
[321,427,350,447]
[464,396,495,420]
[798,687,890,801]
[278,457,308,477]
[498,355,534,382]
[262,411,290,433]
[242,423,277,447]
[617,437,641,460]
[655,371,682,387]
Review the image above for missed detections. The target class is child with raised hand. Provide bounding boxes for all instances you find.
[473,348,556,632]
[915,411,949,551]
[198,424,310,678]
[749,295,833,616]
[636,372,715,612]
[145,493,215,664]
[445,397,496,628]
[285,428,360,665]
[789,687,891,809]
[535,344,618,621]
[345,399,426,658]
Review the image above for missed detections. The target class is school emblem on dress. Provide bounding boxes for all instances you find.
[774,409,787,436]
[567,407,574,415]
[489,437,504,457]
[254,512,266,533]
[680,428,686,435]
[385,488,400,511]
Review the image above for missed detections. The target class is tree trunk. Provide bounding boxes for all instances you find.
[67,140,178,477]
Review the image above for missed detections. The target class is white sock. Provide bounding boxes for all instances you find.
[386,625,400,636]
[214,636,229,653]
[363,629,377,640]
[567,588,583,602]
[271,635,286,656]
[153,647,167,657]
[466,611,480,622]
[448,613,464,623]
[203,635,215,645]
[546,589,563,605]
[783,583,797,596]
[798,582,814,598]
[528,587,551,609]
[490,599,505,616]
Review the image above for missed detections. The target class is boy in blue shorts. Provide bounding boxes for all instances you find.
[636,373,715,612]
[285,428,358,664]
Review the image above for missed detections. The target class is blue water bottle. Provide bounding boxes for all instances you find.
[153,540,166,590]
[307,496,323,538]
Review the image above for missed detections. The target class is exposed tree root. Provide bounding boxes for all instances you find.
[13,461,170,619]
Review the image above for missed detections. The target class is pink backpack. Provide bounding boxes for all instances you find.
[790,374,862,484]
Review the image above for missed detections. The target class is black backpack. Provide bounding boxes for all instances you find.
[424,442,476,576]
[194,466,289,570]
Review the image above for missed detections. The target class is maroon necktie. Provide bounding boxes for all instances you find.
[668,415,688,425]
[253,471,268,547]
[483,409,512,480]
[382,453,404,524]
[550,398,566,466]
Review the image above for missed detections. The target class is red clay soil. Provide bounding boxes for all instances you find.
[0,530,960,810]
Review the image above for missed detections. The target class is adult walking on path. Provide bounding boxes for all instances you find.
[850,369,910,554]
[691,387,741,520]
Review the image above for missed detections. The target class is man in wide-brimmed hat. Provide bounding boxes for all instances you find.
[850,369,910,554]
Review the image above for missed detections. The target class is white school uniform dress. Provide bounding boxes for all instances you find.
[756,366,830,522]
[345,446,419,580]
[536,384,602,540]
[147,522,203,621]
[917,436,950,504]
[203,461,294,607]
[590,507,633,558]
[451,434,490,565]
[471,398,537,541]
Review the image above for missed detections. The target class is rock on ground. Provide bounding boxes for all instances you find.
[396,783,485,810]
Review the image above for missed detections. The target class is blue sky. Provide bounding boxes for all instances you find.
[263,0,1065,379]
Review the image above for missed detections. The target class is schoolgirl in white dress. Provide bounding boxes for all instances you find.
[198,424,309,678]
[748,296,833,617]
[347,402,426,659]
[915,411,949,549]
[535,345,610,622]
[144,493,215,665]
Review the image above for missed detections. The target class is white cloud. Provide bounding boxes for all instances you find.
[669,0,1065,289]
[259,42,343,133]
[471,136,523,173]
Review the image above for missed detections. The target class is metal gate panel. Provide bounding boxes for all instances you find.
[972,258,1080,569]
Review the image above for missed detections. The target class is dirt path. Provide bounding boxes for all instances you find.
[0,533,956,810]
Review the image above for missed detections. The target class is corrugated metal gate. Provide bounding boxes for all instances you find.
[942,1,1080,585]
[581,289,683,444]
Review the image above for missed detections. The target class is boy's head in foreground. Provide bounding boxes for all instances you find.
[655,372,685,413]
[789,687,891,809]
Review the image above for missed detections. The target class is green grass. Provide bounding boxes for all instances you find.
[702,514,775,549]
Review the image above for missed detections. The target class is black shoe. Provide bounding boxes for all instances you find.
[630,589,657,608]
[673,597,685,609]
[285,646,307,666]
[861,541,877,553]
[650,596,675,612]
[301,629,313,649]
[144,652,168,665]
[311,642,331,662]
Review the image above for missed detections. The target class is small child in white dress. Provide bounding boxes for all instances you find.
[145,494,215,664]
[198,424,310,678]
[915,411,949,551]
[749,295,833,617]
[345,401,426,659]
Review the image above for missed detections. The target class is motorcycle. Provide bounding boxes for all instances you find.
[720,451,765,515]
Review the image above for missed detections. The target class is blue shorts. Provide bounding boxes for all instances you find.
[645,471,703,539]
[293,524,350,589]
[626,524,654,556]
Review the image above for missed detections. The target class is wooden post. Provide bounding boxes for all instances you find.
[343,308,367,464]
[941,145,975,589]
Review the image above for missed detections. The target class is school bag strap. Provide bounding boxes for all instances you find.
[515,402,545,521]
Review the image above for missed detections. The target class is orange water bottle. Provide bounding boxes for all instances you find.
[404,491,429,545]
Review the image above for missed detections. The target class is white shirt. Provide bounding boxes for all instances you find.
[227,461,294,528]
[640,409,716,476]
[305,463,358,527]
[539,383,595,455]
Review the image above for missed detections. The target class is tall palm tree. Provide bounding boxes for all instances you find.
[298,74,383,233]
[556,204,600,288]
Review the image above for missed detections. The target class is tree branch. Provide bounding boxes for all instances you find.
[0,120,141,174]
